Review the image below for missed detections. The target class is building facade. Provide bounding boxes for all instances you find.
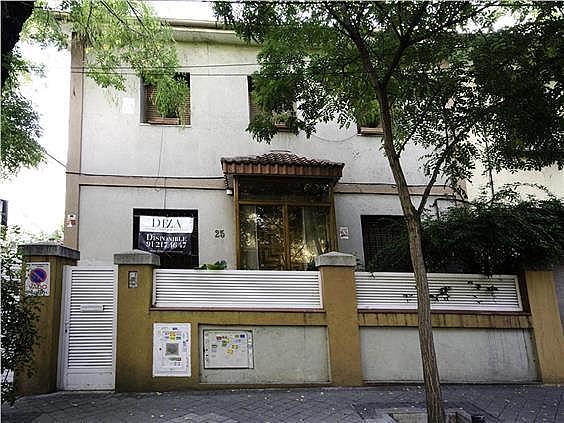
[22,20,559,394]
[63,20,457,269]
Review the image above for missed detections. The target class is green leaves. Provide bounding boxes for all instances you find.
[1,226,41,405]
[197,260,228,270]
[422,191,564,275]
[469,11,564,171]
[148,75,190,122]
[1,56,44,179]
[4,0,189,177]
[215,2,563,188]
[24,0,188,118]
[369,189,564,275]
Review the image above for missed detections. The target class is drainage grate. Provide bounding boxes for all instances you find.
[352,401,499,422]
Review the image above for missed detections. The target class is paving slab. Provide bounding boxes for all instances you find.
[1,385,563,423]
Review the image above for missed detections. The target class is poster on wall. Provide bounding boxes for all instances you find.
[138,216,194,254]
[25,262,50,296]
[153,323,191,377]
[203,330,254,369]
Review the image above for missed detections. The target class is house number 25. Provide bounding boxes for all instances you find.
[214,229,225,239]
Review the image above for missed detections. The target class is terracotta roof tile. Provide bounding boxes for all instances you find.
[221,151,344,180]
[221,151,344,168]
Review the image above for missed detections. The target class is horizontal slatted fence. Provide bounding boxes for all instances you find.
[153,269,322,309]
[67,267,116,369]
[356,272,522,312]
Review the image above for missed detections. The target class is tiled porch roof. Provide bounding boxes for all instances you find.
[221,151,344,179]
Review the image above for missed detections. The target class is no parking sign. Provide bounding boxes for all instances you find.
[25,262,50,296]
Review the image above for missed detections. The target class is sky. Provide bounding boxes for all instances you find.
[0,1,215,234]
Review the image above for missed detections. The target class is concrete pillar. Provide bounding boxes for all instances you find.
[315,252,363,386]
[114,250,160,392]
[525,271,564,383]
[18,243,80,395]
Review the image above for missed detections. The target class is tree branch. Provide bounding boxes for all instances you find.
[127,1,152,36]
[324,3,381,92]
[99,0,143,37]
[410,4,492,45]
[382,2,427,87]
[374,2,401,39]
[398,86,441,154]
[417,108,469,216]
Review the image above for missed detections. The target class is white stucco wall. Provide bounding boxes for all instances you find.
[79,186,446,266]
[360,327,538,383]
[468,161,564,200]
[76,34,461,265]
[78,185,236,266]
[79,40,442,186]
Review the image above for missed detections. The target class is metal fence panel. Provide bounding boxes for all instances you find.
[355,272,522,311]
[153,269,322,309]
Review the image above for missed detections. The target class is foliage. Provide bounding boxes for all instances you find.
[1,1,34,88]
[214,4,562,420]
[151,75,190,122]
[1,226,41,405]
[2,0,188,177]
[372,189,564,275]
[423,190,564,275]
[214,2,563,183]
[469,5,564,172]
[25,0,188,116]
[1,53,44,179]
[197,260,228,270]
[24,0,187,112]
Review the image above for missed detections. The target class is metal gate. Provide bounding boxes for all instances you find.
[58,266,117,390]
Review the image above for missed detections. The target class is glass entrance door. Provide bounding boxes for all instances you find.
[288,206,330,270]
[239,204,330,270]
[239,205,285,270]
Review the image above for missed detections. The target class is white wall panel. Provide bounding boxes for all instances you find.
[360,327,538,383]
[356,272,522,312]
[153,269,322,309]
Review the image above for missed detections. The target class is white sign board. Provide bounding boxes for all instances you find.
[139,216,194,254]
[25,262,50,296]
[153,323,191,377]
[140,216,194,233]
[203,330,254,369]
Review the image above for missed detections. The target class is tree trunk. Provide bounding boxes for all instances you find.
[377,92,446,423]
[321,12,445,418]
[405,213,446,423]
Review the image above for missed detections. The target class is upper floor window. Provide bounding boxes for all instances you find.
[142,73,190,126]
[247,75,294,132]
[357,121,384,136]
[356,100,383,136]
[248,76,258,123]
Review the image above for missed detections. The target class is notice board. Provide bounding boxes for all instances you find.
[203,330,254,369]
[153,323,191,377]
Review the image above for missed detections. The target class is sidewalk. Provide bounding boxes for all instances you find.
[2,385,563,423]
